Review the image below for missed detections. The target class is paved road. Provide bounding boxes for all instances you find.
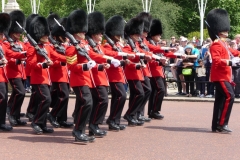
[1,98,240,160]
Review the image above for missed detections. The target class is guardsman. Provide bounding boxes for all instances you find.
[103,15,135,131]
[0,13,26,131]
[4,10,28,126]
[47,17,73,128]
[28,16,66,134]
[86,12,124,136]
[206,9,240,133]
[66,9,119,143]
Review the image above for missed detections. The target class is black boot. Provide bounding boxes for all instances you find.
[106,119,120,131]
[89,124,107,137]
[0,124,13,131]
[47,113,60,128]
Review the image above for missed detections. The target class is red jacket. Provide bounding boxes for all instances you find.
[24,41,33,77]
[66,40,110,88]
[49,44,69,83]
[3,41,27,79]
[28,43,66,85]
[103,43,127,83]
[210,39,233,82]
[0,42,26,82]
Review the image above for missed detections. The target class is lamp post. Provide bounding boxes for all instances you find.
[2,0,5,12]
[30,0,40,14]
[198,0,208,45]
[86,0,96,14]
[141,0,152,13]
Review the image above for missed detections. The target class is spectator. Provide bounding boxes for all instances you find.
[234,34,240,49]
[196,59,206,98]
[170,36,176,47]
[180,37,188,48]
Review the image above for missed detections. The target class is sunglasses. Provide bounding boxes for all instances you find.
[175,44,180,46]
[171,38,175,39]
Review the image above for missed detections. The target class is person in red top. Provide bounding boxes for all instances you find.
[104,15,135,131]
[4,10,28,126]
[47,17,73,128]
[206,9,240,133]
[0,13,26,131]
[86,12,124,136]
[25,14,39,122]
[27,16,66,134]
[66,9,118,143]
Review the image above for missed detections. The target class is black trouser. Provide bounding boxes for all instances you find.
[90,86,108,125]
[32,84,51,128]
[73,86,92,132]
[176,69,182,93]
[108,82,126,124]
[212,81,234,130]
[184,69,195,95]
[125,80,144,117]
[148,77,165,115]
[206,67,214,95]
[50,82,69,122]
[233,68,240,95]
[137,76,152,116]
[198,76,206,95]
[8,78,25,119]
[26,76,38,115]
[0,82,8,124]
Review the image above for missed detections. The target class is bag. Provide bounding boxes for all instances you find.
[182,68,192,75]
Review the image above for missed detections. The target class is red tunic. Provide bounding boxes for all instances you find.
[24,41,33,77]
[66,40,110,88]
[3,41,28,79]
[28,43,66,85]
[0,41,26,82]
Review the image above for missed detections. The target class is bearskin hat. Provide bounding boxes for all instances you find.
[105,15,125,37]
[0,13,11,33]
[87,11,105,36]
[66,9,88,34]
[51,17,67,37]
[8,10,26,34]
[25,14,38,33]
[148,19,162,37]
[206,9,230,41]
[124,17,144,36]
[136,12,152,33]
[47,12,60,31]
[29,16,50,42]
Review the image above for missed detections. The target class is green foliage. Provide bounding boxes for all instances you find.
[187,29,209,40]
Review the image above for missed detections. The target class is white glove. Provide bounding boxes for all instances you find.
[136,53,145,56]
[152,54,161,60]
[174,50,184,56]
[111,59,121,67]
[118,52,128,56]
[232,57,240,66]
[87,60,96,69]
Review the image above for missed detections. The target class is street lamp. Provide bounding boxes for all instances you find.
[142,0,152,13]
[86,0,96,14]
[198,0,208,45]
[30,0,40,14]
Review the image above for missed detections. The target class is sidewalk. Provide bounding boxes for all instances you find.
[10,87,240,103]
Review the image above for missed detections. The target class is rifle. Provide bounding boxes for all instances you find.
[85,35,101,54]
[54,18,91,61]
[138,37,150,52]
[48,35,66,54]
[4,34,23,52]
[16,21,51,62]
[125,36,146,68]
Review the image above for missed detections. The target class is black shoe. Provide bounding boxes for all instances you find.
[235,94,240,98]
[31,123,43,134]
[0,124,13,131]
[217,125,232,133]
[47,113,60,128]
[16,119,27,125]
[58,121,74,128]
[135,119,144,126]
[118,124,126,130]
[72,130,91,143]
[106,119,120,131]
[20,113,25,117]
[41,127,54,133]
[8,115,17,126]
[149,112,164,120]
[138,116,151,122]
[123,115,137,126]
[26,112,34,122]
[89,124,107,137]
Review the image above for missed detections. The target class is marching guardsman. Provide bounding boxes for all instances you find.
[27,16,66,134]
[4,10,28,126]
[66,9,120,142]
[206,9,240,133]
[103,15,135,130]
[25,14,39,122]
[86,11,123,136]
[0,13,26,131]
[47,17,73,128]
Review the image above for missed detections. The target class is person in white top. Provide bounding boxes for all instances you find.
[196,59,206,97]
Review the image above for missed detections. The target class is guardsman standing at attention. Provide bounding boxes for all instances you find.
[0,13,26,131]
[206,9,240,133]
